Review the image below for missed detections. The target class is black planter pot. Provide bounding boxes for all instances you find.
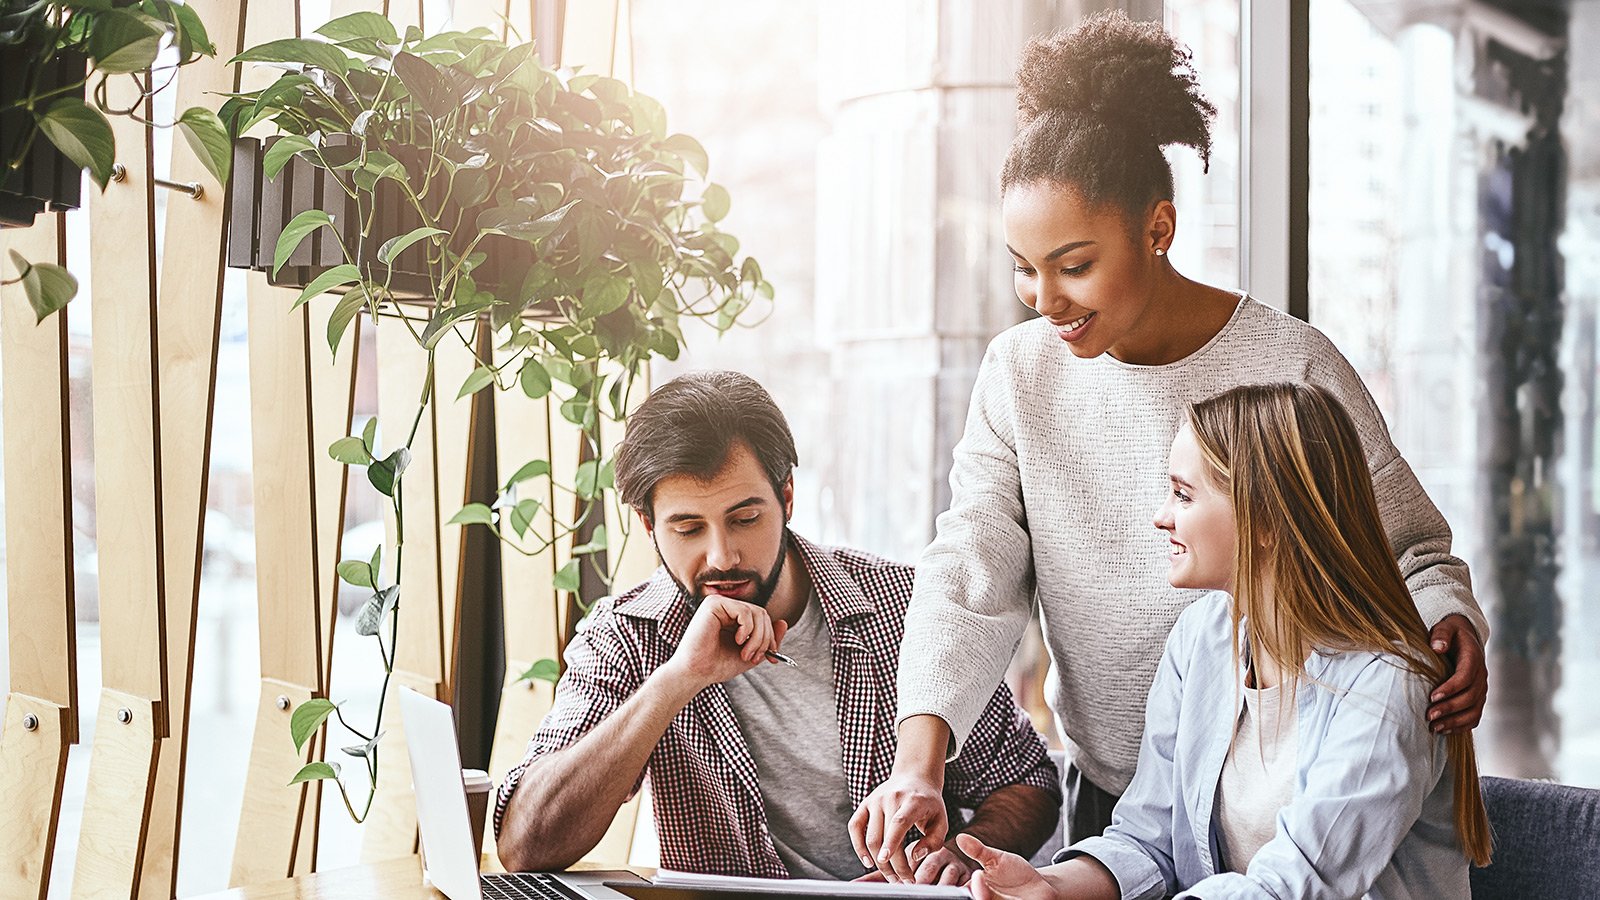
[226,135,534,301]
[0,44,87,229]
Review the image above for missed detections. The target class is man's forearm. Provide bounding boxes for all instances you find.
[959,784,1060,861]
[499,671,699,871]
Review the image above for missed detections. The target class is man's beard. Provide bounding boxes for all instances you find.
[659,529,791,609]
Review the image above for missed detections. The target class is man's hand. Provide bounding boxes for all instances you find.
[1428,613,1487,733]
[848,771,949,883]
[956,835,1056,900]
[660,595,787,692]
[853,847,974,887]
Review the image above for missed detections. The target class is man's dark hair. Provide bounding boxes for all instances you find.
[1000,10,1216,220]
[614,371,799,520]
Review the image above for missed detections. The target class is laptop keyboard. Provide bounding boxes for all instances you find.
[481,873,579,900]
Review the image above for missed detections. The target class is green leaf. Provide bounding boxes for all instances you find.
[572,525,608,556]
[519,359,552,399]
[580,274,630,318]
[701,183,730,222]
[509,498,541,538]
[36,99,115,189]
[626,93,667,138]
[553,559,581,593]
[368,448,410,497]
[340,731,384,759]
[89,9,163,73]
[574,460,601,499]
[420,298,493,350]
[560,396,595,430]
[328,435,371,465]
[262,134,313,180]
[232,38,352,75]
[176,107,232,186]
[169,0,216,59]
[599,458,616,491]
[290,264,360,311]
[448,503,495,526]
[370,543,382,578]
[519,658,560,684]
[391,50,472,119]
[504,458,550,487]
[361,416,378,453]
[456,365,496,400]
[8,251,78,322]
[325,284,369,354]
[289,699,338,753]
[315,11,398,45]
[355,585,397,636]
[336,559,373,589]
[377,226,447,265]
[288,761,340,786]
[274,208,333,276]
[242,74,314,131]
[661,133,709,178]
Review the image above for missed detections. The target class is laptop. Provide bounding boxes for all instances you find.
[399,687,647,900]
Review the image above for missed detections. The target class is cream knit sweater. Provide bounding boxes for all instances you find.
[897,296,1488,795]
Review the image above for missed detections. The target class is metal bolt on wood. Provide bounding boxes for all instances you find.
[117,708,132,724]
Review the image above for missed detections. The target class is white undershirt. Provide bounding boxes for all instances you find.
[1216,677,1298,873]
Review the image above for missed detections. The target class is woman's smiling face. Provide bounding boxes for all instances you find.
[1002,180,1171,360]
[1153,423,1238,593]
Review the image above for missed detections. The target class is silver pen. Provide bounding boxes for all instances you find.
[764,650,799,668]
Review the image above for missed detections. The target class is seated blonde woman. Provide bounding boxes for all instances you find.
[960,383,1491,899]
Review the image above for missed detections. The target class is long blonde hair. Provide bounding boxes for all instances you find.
[1187,383,1491,866]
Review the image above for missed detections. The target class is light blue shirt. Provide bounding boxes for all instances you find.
[1060,593,1469,899]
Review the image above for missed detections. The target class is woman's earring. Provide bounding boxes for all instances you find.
[1154,247,1167,257]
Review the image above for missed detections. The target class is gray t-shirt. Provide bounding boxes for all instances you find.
[722,591,864,880]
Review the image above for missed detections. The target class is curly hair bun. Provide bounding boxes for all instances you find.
[1015,10,1215,169]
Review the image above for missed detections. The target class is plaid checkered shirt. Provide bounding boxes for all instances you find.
[493,532,1060,877]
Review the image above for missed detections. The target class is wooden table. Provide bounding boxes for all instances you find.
[187,856,442,899]
[187,857,651,899]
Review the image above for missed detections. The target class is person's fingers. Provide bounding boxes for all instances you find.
[879,809,919,882]
[848,803,873,868]
[969,871,993,900]
[734,606,752,646]
[1434,707,1484,733]
[938,861,966,887]
[913,851,942,885]
[772,619,788,654]
[852,870,886,883]
[863,804,886,874]
[955,833,987,860]
[745,612,767,662]
[1430,665,1472,705]
[1428,618,1457,655]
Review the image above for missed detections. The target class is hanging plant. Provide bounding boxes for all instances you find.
[223,14,772,820]
[0,0,232,318]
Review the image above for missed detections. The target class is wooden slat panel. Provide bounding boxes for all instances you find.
[561,0,620,76]
[86,75,167,726]
[600,366,652,591]
[70,692,161,899]
[228,680,316,886]
[139,3,250,895]
[451,0,510,34]
[361,312,447,863]
[0,215,76,720]
[244,277,323,685]
[0,694,71,900]
[232,272,325,884]
[486,353,557,787]
[434,331,477,688]
[75,73,167,900]
[358,671,440,862]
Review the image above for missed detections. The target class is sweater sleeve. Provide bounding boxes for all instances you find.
[1303,333,1489,643]
[897,336,1038,757]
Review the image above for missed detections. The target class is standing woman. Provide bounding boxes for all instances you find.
[849,10,1489,882]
